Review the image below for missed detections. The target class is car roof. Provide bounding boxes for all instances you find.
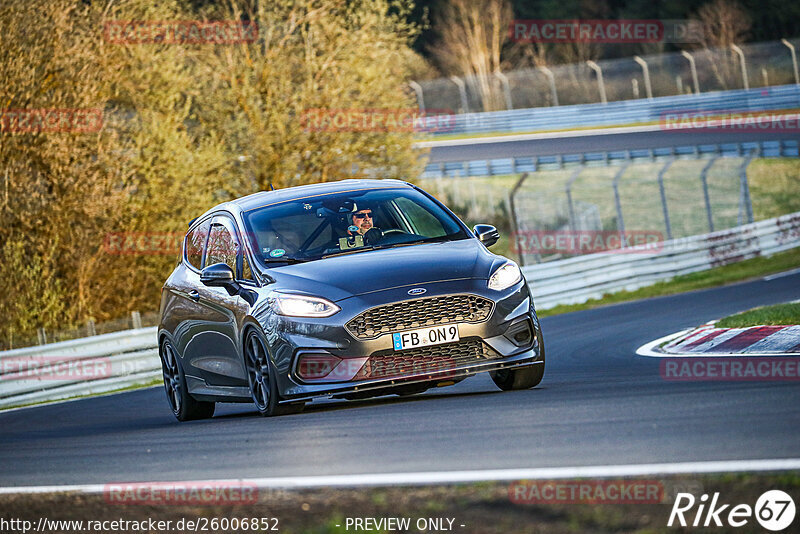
[231,179,413,213]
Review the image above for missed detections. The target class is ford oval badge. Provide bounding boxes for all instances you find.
[408,288,427,296]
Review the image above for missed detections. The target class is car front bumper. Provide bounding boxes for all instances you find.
[261,277,542,402]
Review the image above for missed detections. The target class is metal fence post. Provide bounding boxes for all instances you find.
[633,56,653,99]
[449,75,469,114]
[657,159,675,240]
[612,162,630,233]
[509,172,530,266]
[495,71,513,110]
[37,327,47,346]
[739,153,755,225]
[681,50,700,94]
[409,81,425,112]
[632,78,639,99]
[131,311,142,330]
[565,167,583,231]
[700,157,718,232]
[731,44,749,90]
[586,61,607,104]
[539,66,559,106]
[781,39,799,86]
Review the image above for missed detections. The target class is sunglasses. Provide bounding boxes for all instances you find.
[353,212,373,220]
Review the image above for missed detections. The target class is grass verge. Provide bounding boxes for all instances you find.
[539,247,800,317]
[716,301,800,328]
[1,473,798,533]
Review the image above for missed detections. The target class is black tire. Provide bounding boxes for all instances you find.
[491,324,545,391]
[244,328,305,416]
[160,339,215,421]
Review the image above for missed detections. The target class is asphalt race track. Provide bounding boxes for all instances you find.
[426,128,800,162]
[1,271,799,488]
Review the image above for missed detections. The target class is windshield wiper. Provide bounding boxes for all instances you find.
[260,257,307,265]
[320,246,380,259]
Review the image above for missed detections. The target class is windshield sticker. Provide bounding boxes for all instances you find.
[270,249,286,258]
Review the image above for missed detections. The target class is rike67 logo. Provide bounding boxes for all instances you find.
[668,490,795,531]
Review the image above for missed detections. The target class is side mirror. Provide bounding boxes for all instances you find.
[200,263,236,288]
[473,224,499,247]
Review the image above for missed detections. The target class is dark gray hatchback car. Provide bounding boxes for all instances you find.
[158,179,544,420]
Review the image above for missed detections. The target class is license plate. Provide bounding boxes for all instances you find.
[392,325,460,351]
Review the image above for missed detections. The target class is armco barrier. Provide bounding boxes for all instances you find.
[423,140,800,178]
[0,327,159,409]
[428,84,800,137]
[524,211,800,309]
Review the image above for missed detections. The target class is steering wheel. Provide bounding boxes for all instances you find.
[381,229,406,236]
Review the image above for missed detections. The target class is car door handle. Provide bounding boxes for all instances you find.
[188,290,200,301]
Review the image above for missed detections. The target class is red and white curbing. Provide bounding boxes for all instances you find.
[637,322,800,358]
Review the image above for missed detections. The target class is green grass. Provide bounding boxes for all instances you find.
[716,301,800,328]
[538,247,800,317]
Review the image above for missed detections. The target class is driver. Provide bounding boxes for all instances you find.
[349,208,374,235]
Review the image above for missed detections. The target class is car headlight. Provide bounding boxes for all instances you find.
[488,261,522,291]
[271,294,340,318]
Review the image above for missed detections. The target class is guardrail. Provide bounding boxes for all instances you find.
[0,327,159,409]
[422,140,800,178]
[426,83,800,137]
[523,211,800,309]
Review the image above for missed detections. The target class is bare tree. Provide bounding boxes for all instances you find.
[696,0,751,49]
[692,0,752,90]
[429,0,514,112]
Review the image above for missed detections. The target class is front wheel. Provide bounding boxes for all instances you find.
[491,326,545,391]
[244,329,305,416]
[160,339,215,421]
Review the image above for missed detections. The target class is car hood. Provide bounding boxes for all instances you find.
[265,239,505,302]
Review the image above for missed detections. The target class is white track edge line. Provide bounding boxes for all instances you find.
[635,329,692,357]
[764,267,800,281]
[2,459,800,495]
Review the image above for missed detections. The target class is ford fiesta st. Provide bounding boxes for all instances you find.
[158,179,544,420]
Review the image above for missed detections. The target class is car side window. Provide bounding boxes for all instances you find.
[185,220,210,270]
[241,254,254,281]
[394,197,446,236]
[205,224,238,272]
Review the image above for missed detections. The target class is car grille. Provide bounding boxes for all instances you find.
[346,294,494,339]
[353,338,501,380]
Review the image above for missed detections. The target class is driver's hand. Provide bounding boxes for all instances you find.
[364,227,383,245]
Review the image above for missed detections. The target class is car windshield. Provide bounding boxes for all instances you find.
[242,187,469,266]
